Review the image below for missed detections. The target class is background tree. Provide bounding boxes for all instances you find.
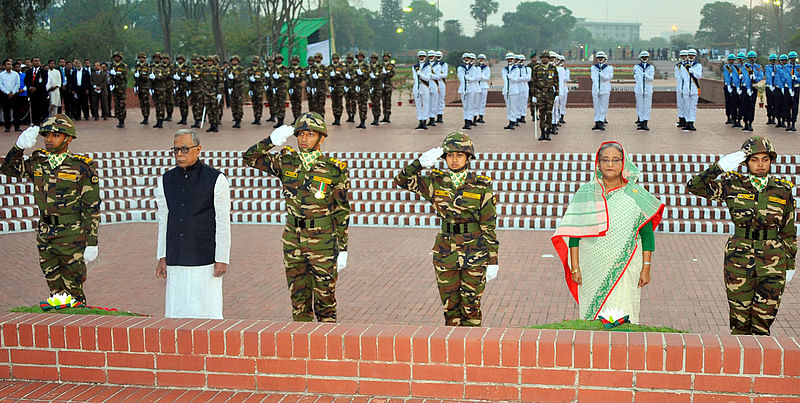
[671,33,694,51]
[208,0,232,59]
[499,1,575,54]
[0,0,52,54]
[401,0,442,50]
[157,0,172,56]
[441,19,465,50]
[378,0,403,53]
[470,0,498,33]
[694,1,747,48]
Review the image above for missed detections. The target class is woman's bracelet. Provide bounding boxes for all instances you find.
[571,267,580,273]
[643,262,651,266]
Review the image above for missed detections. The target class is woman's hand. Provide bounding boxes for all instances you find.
[571,268,582,285]
[638,266,651,287]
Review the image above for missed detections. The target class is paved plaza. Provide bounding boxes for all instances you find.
[0,104,798,336]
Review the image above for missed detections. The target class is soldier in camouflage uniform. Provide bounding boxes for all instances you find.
[343,53,357,122]
[173,54,190,125]
[353,51,371,129]
[533,51,559,141]
[269,54,288,128]
[246,56,266,125]
[243,112,350,322]
[305,55,316,114]
[312,53,328,117]
[227,55,245,128]
[0,115,101,304]
[688,136,796,336]
[134,52,151,125]
[189,55,205,128]
[394,132,499,326]
[288,55,304,123]
[202,55,224,132]
[265,57,276,122]
[368,53,383,126]
[380,52,396,123]
[108,51,128,128]
[162,54,175,122]
[150,52,167,128]
[328,53,345,126]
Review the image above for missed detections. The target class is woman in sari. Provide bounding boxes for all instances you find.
[551,141,665,323]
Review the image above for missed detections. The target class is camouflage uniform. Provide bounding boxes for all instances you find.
[381,52,396,122]
[394,132,499,326]
[269,56,288,127]
[305,56,316,114]
[265,58,276,122]
[109,52,128,127]
[0,115,101,303]
[533,57,559,140]
[173,55,191,125]
[150,53,167,127]
[688,137,797,335]
[227,55,246,127]
[328,54,346,125]
[189,55,205,127]
[312,53,328,117]
[353,52,371,128]
[134,52,151,124]
[246,56,267,124]
[368,53,383,125]
[343,54,357,122]
[243,112,350,322]
[288,56,305,122]
[202,55,224,132]
[161,54,175,121]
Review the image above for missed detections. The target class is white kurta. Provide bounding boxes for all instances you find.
[47,69,62,107]
[156,173,231,319]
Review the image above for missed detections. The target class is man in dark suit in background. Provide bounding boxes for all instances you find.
[90,61,109,120]
[58,58,70,115]
[24,57,48,124]
[69,58,91,120]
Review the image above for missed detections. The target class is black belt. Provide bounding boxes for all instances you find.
[419,79,429,86]
[441,222,480,234]
[40,214,81,226]
[734,227,779,241]
[290,215,333,229]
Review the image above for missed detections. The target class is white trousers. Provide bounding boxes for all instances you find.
[479,88,488,115]
[437,81,446,115]
[414,88,430,120]
[552,96,561,125]
[428,82,438,118]
[559,92,568,116]
[676,91,685,118]
[592,93,610,122]
[165,264,223,319]
[635,92,652,120]
[682,93,698,121]
[504,94,515,121]
[460,92,470,119]
[515,92,525,119]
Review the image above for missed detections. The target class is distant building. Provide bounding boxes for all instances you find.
[575,18,641,43]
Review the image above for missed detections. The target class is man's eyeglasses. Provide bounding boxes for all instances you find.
[599,158,623,165]
[170,145,199,155]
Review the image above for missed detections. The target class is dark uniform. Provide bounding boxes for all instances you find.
[246,56,266,125]
[202,55,224,132]
[150,53,167,128]
[270,55,288,128]
[265,57,276,122]
[353,51,371,129]
[394,132,499,326]
[380,52,396,123]
[227,55,245,128]
[108,51,128,128]
[161,54,175,122]
[688,137,796,335]
[305,56,316,115]
[368,53,383,126]
[328,54,345,125]
[312,53,328,117]
[288,55,304,123]
[533,54,559,140]
[0,115,101,303]
[243,112,350,322]
[134,52,151,124]
[173,55,191,125]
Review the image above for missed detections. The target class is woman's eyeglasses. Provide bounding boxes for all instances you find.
[170,145,199,155]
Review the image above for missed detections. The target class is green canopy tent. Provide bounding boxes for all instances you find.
[279,18,328,67]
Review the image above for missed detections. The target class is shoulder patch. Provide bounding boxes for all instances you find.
[280,146,296,156]
[477,174,492,183]
[431,169,444,175]
[329,157,347,170]
[774,177,795,188]
[724,171,743,179]
[71,154,94,165]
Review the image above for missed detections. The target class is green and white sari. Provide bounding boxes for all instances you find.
[551,141,665,323]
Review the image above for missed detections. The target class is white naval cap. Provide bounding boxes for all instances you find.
[557,54,566,61]
[687,48,697,56]
[505,52,515,59]
[427,50,436,56]
[477,53,486,59]
[462,52,471,59]
[435,50,443,57]
[595,51,607,58]
[549,51,558,58]
[639,51,650,58]
[679,49,688,56]
[417,50,427,57]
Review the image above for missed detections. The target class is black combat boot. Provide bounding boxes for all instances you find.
[676,117,685,128]
[725,116,732,124]
[732,119,742,128]
[776,118,785,128]
[346,115,355,123]
[436,114,443,123]
[251,118,261,125]
[428,117,436,127]
[206,124,218,132]
[332,115,341,126]
[559,115,565,124]
[641,120,650,131]
[153,119,163,128]
[462,119,471,130]
[537,127,546,141]
[504,121,515,130]
[372,117,380,126]
[191,120,199,128]
[381,113,391,123]
[766,116,774,125]
[472,116,478,125]
[415,120,425,130]
[591,121,603,131]
[544,128,552,141]
[636,121,644,131]
[232,120,241,128]
[165,113,172,122]
[357,119,367,129]
[177,115,187,125]
[116,120,124,128]
[140,118,149,125]
[478,115,485,123]
[266,115,275,122]
[273,117,283,128]
[790,122,797,131]
[518,117,526,123]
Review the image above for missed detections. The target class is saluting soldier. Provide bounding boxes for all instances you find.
[189,55,204,128]
[173,54,191,125]
[246,56,266,125]
[265,57,277,122]
[202,54,224,132]
[688,136,796,336]
[270,54,288,128]
[108,51,127,128]
[394,132,499,326]
[134,52,151,125]
[287,55,305,123]
[243,112,350,322]
[344,53,357,123]
[0,115,101,305]
[368,52,383,126]
[328,53,346,126]
[380,52,396,123]
[227,55,245,128]
[353,51,371,129]
[162,53,175,122]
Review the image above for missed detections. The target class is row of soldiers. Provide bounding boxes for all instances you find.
[124,50,396,133]
[500,51,563,141]
[722,50,800,132]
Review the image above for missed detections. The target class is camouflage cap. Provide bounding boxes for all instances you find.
[371,52,379,58]
[230,54,240,61]
[346,53,354,59]
[440,131,475,159]
[274,53,284,60]
[356,50,365,57]
[39,114,77,138]
[252,55,261,62]
[383,51,392,57]
[741,136,777,160]
[291,55,300,61]
[307,55,314,61]
[213,54,220,62]
[332,53,340,59]
[137,51,146,58]
[152,52,162,58]
[314,52,323,58]
[112,51,123,58]
[162,53,170,59]
[293,112,327,137]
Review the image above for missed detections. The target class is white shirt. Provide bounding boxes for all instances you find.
[155,173,231,264]
[633,62,655,95]
[590,63,614,95]
[76,67,83,86]
[0,70,19,95]
[411,61,431,95]
[479,64,490,89]
[502,64,520,95]
[678,61,703,95]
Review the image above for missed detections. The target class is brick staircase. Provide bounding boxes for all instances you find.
[1,151,798,234]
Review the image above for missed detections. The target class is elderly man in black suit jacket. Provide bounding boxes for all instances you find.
[69,58,91,120]
[23,57,49,124]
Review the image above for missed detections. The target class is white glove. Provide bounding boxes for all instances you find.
[382,67,387,74]
[355,85,360,92]
[248,90,253,97]
[369,73,376,79]
[345,73,351,80]
[337,251,348,272]
[15,125,39,149]
[149,89,153,96]
[148,73,155,80]
[265,86,270,93]
[109,69,117,76]
[186,90,191,96]
[269,125,294,146]
[356,68,363,76]
[747,88,753,97]
[272,73,280,79]
[249,75,255,82]
[134,71,139,78]
[306,86,311,93]
[532,96,537,103]
[736,88,742,95]
[344,86,349,92]
[486,265,499,281]
[186,75,192,82]
[312,73,319,80]
[787,269,795,283]
[289,88,293,95]
[227,73,234,80]
[418,147,443,168]
[21,86,26,92]
[791,89,796,97]
[216,94,222,102]
[312,88,317,95]
[727,85,733,93]
[289,72,295,79]
[329,86,334,93]
[109,85,115,91]
[134,85,138,92]
[769,85,775,91]
[717,150,746,172]
[83,246,98,263]
[227,88,232,95]
[330,71,336,77]
[173,74,180,80]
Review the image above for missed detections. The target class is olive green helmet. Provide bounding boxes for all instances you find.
[137,51,146,58]
[112,51,123,58]
[39,114,77,138]
[440,131,474,159]
[230,54,240,61]
[293,112,327,137]
[741,136,777,160]
[291,55,300,62]
[314,52,323,58]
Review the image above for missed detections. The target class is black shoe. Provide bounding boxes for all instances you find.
[766,117,774,125]
[732,120,742,128]
[559,116,565,124]
[415,120,425,130]
[504,121,515,130]
[743,123,753,132]
[436,114,443,123]
[273,118,284,128]
[191,121,199,128]
[636,122,644,131]
[478,115,485,123]
[519,117,526,123]
[332,116,341,126]
[537,134,546,141]
[592,122,603,131]
[472,117,478,125]
[790,123,797,131]
[676,117,685,128]
[177,117,187,125]
[232,120,241,128]
[725,118,732,125]
[641,120,649,131]
[206,124,218,132]
[357,119,366,129]
[683,122,696,132]
[380,114,390,123]
[266,115,275,122]
[776,120,785,128]
[544,131,552,141]
[786,124,793,131]
[153,119,163,128]
[372,117,380,126]
[165,114,172,122]
[253,118,262,125]
[116,121,124,128]
[462,119,471,130]
[140,118,149,125]
[346,115,355,123]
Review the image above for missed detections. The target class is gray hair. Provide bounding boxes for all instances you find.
[598,142,623,158]
[174,129,200,145]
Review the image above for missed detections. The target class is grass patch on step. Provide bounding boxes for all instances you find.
[530,319,686,333]
[10,305,144,316]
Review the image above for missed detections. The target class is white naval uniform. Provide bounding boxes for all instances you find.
[502,64,519,122]
[478,64,490,116]
[590,63,614,122]
[436,61,448,116]
[428,61,440,120]
[633,61,655,120]
[679,61,703,122]
[412,61,432,121]
[156,174,231,319]
[675,61,685,120]
[559,66,570,117]
[516,63,531,120]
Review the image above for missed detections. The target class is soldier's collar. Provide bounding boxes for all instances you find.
[180,159,202,172]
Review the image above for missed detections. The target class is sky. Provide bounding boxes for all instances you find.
[356,0,755,40]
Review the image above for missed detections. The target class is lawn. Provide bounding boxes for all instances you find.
[531,319,686,333]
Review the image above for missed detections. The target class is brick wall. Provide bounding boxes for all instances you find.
[1,313,798,401]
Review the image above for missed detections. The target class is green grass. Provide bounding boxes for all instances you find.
[10,305,145,316]
[530,319,686,333]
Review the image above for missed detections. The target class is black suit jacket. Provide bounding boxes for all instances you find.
[23,67,48,99]
[69,68,91,94]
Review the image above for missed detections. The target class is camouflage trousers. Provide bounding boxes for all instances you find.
[250,86,264,120]
[724,237,787,336]
[537,92,556,132]
[112,87,126,122]
[345,90,357,118]
[369,86,382,119]
[36,228,88,304]
[306,87,314,115]
[153,87,166,120]
[272,88,287,120]
[190,89,203,122]
[432,232,488,326]
[330,87,344,117]
[231,87,244,121]
[174,86,189,119]
[265,87,274,118]
[138,89,150,119]
[282,225,339,322]
[381,86,393,116]
[204,94,221,125]
[165,83,174,117]
[356,89,369,120]
[289,87,303,121]
[312,89,327,117]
